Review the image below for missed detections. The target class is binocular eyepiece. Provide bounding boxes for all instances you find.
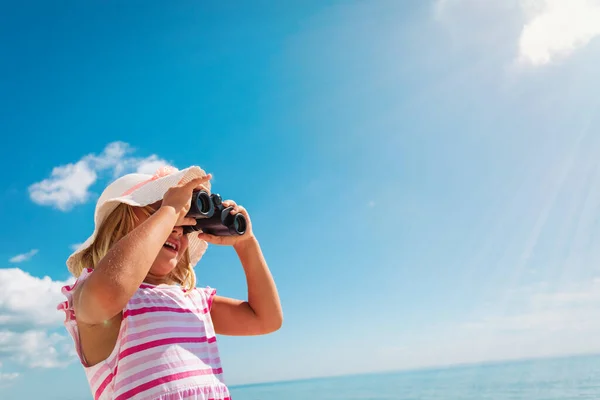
[182,190,247,236]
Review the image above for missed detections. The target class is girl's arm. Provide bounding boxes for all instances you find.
[73,177,209,326]
[210,237,283,335]
[198,202,283,336]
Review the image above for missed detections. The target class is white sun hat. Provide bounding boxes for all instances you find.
[66,165,211,274]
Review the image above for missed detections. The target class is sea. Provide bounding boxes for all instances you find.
[228,354,600,400]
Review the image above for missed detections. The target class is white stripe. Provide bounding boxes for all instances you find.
[125,319,209,342]
[127,312,207,330]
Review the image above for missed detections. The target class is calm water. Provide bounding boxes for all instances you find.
[229,355,600,399]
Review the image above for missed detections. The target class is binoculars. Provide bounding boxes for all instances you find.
[182,190,247,236]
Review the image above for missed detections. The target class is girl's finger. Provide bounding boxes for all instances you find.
[180,174,212,188]
[190,176,211,187]
[197,232,223,244]
[233,205,247,216]
[178,217,197,226]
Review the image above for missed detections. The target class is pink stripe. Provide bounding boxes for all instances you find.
[89,364,111,389]
[94,372,114,400]
[127,295,203,307]
[114,369,222,400]
[121,166,179,196]
[115,344,221,373]
[200,288,217,310]
[128,296,182,305]
[163,396,231,400]
[114,357,222,392]
[127,313,204,330]
[123,306,208,318]
[139,283,159,289]
[121,176,159,196]
[119,336,216,361]
[121,325,202,346]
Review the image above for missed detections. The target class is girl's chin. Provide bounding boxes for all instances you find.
[150,262,178,277]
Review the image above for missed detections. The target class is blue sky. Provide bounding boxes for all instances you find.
[2,0,600,398]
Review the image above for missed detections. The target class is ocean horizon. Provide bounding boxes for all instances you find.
[229,353,600,399]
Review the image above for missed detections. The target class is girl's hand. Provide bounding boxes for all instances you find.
[161,175,212,227]
[197,200,255,246]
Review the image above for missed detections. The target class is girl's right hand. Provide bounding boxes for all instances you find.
[161,174,212,226]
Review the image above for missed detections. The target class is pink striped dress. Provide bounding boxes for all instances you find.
[57,268,231,400]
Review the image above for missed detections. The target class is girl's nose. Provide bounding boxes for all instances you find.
[173,226,183,236]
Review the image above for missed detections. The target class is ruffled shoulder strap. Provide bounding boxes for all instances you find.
[56,268,94,366]
[195,286,217,312]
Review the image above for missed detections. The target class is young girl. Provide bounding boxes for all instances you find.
[57,165,283,400]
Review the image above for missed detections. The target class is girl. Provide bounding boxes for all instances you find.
[57,165,283,400]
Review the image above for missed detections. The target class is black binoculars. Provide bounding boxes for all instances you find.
[182,190,247,236]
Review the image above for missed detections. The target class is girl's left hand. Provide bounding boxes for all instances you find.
[197,200,255,246]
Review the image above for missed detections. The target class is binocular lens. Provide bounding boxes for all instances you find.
[233,214,247,234]
[195,192,212,214]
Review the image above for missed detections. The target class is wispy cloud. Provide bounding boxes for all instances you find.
[434,0,600,66]
[69,243,83,251]
[28,141,170,211]
[0,360,19,387]
[8,249,38,264]
[0,372,19,382]
[464,278,600,338]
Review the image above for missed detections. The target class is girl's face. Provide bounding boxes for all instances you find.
[132,201,190,282]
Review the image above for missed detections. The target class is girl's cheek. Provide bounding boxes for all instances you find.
[180,236,190,254]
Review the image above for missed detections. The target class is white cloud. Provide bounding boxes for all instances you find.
[86,141,132,173]
[518,0,600,66]
[0,268,74,330]
[8,249,38,264]
[0,269,77,379]
[28,161,97,211]
[29,141,170,211]
[0,330,75,369]
[135,155,171,175]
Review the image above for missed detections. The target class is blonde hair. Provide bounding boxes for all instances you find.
[72,203,196,290]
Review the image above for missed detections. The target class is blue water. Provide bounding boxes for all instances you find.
[229,355,600,399]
